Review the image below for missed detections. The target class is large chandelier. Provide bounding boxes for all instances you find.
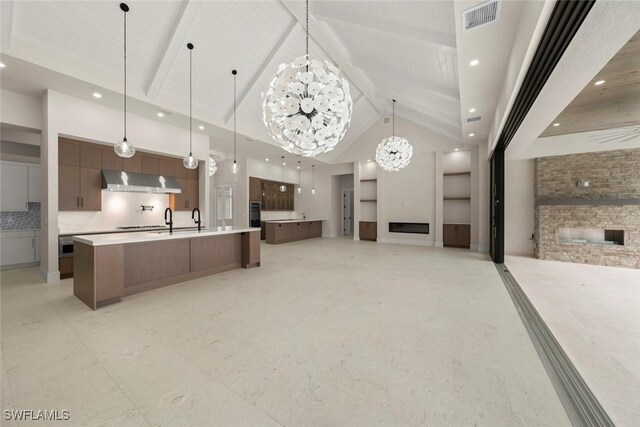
[375,99,413,172]
[262,0,352,157]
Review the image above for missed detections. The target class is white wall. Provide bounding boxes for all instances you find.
[1,90,43,130]
[505,159,535,256]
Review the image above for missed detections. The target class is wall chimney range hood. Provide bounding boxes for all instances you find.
[101,170,182,194]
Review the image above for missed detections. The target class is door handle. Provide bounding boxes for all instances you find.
[77,197,80,207]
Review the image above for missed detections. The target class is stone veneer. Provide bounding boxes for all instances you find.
[534,148,640,269]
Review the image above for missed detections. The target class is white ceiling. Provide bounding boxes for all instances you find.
[0,0,546,163]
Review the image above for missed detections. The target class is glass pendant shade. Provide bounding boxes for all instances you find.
[229,161,240,175]
[297,186,301,194]
[279,184,287,193]
[114,138,135,158]
[208,157,217,176]
[183,153,198,169]
[375,136,413,172]
[262,56,353,157]
[312,188,315,195]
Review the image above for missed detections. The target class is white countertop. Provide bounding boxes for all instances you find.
[264,219,324,224]
[72,227,260,246]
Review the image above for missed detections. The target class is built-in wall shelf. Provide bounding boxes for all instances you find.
[444,197,471,201]
[360,179,377,182]
[444,172,471,177]
[360,199,377,202]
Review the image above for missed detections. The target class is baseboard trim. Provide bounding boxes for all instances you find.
[435,241,443,248]
[471,244,489,253]
[495,263,613,427]
[40,267,60,283]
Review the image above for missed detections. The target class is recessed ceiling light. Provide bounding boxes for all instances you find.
[469,108,476,113]
[553,123,560,127]
[265,158,269,162]
[594,80,605,86]
[198,125,205,130]
[93,92,102,99]
[0,62,5,68]
[157,111,164,117]
[367,159,371,162]
[454,148,459,152]
[297,166,300,169]
[468,133,475,137]
[469,59,479,67]
[283,162,286,166]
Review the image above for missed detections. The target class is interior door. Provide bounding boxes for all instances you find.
[343,189,354,235]
[215,185,234,228]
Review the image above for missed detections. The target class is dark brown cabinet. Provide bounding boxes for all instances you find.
[443,224,470,248]
[59,137,199,212]
[359,221,377,241]
[253,177,294,211]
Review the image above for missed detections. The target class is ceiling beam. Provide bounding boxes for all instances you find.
[279,0,389,115]
[315,13,456,54]
[144,0,202,99]
[224,18,298,125]
[395,103,462,143]
[1,0,14,51]
[394,96,461,130]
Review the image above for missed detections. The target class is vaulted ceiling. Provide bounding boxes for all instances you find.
[0,0,541,162]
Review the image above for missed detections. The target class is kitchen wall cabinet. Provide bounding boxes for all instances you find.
[359,221,377,242]
[443,224,471,248]
[1,163,29,211]
[252,177,294,211]
[28,166,41,203]
[58,137,199,212]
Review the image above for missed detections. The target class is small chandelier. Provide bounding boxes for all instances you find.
[229,70,240,174]
[208,156,217,176]
[262,0,352,157]
[375,99,413,172]
[279,156,287,192]
[183,43,198,169]
[114,3,135,158]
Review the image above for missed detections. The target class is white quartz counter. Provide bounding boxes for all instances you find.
[264,219,324,224]
[72,227,260,246]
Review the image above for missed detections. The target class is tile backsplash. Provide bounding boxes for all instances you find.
[0,202,41,230]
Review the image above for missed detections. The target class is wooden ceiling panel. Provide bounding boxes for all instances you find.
[540,30,640,137]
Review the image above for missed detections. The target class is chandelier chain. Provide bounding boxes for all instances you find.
[305,0,309,58]
[392,99,395,136]
[233,70,237,163]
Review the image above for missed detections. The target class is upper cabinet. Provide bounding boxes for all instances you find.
[249,177,294,211]
[0,162,41,211]
[57,137,200,212]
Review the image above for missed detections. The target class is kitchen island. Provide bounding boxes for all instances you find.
[72,227,260,310]
[265,219,323,244]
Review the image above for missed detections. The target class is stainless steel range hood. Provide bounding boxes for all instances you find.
[101,170,182,194]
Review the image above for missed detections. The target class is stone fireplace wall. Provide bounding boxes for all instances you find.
[534,148,640,268]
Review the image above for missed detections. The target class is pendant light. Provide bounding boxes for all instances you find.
[279,156,287,192]
[262,0,353,157]
[311,164,316,195]
[183,43,198,169]
[297,160,302,194]
[114,3,135,158]
[375,99,413,172]
[229,69,240,175]
[208,156,217,176]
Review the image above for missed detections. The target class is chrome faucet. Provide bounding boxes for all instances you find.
[164,207,173,234]
[192,208,201,231]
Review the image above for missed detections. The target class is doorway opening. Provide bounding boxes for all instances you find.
[215,185,234,228]
[342,189,354,236]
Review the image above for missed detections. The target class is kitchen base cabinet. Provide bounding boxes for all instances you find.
[265,220,322,244]
[443,224,471,248]
[1,231,39,268]
[359,221,377,241]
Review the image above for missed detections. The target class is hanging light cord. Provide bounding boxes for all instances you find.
[305,0,309,58]
[123,7,127,141]
[392,99,396,136]
[233,70,237,163]
[312,164,315,188]
[189,45,192,155]
[281,157,285,184]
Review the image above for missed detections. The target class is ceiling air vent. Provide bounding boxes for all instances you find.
[383,116,391,126]
[463,0,500,32]
[467,115,482,123]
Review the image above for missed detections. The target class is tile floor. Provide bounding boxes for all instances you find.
[1,239,569,426]
[506,255,640,426]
